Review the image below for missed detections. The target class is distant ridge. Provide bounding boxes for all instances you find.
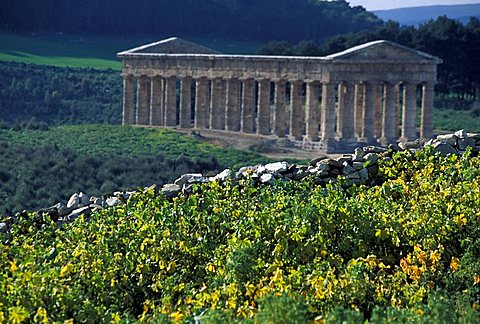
[373,3,480,26]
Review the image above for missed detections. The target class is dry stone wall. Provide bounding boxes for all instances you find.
[1,130,479,233]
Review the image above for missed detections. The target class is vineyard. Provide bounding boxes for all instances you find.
[1,147,480,323]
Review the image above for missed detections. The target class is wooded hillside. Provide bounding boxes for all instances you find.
[0,0,381,43]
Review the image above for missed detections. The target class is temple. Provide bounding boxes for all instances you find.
[117,37,442,152]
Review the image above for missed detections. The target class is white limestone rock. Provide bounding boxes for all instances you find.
[210,169,232,182]
[353,162,364,170]
[106,197,121,207]
[260,173,275,184]
[341,162,356,175]
[317,162,331,172]
[78,192,89,207]
[66,206,91,222]
[236,166,258,179]
[347,172,360,180]
[436,134,458,146]
[66,193,80,209]
[359,168,370,181]
[174,173,205,187]
[90,197,103,206]
[353,148,365,162]
[53,202,71,217]
[161,183,181,198]
[264,161,289,174]
[457,138,476,150]
[455,129,467,139]
[364,153,379,164]
[433,142,457,156]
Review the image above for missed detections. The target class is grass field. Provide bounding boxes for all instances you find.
[433,106,480,132]
[0,33,261,70]
[0,125,270,167]
[0,125,273,213]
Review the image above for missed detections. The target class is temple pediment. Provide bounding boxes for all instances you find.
[327,40,443,64]
[118,37,221,55]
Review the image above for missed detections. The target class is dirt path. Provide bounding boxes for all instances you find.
[173,128,345,162]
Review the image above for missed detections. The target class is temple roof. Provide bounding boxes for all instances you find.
[118,37,442,66]
[118,37,222,55]
[326,40,443,64]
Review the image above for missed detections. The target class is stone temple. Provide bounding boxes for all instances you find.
[117,37,442,152]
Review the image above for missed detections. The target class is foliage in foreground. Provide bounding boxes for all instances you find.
[0,125,269,214]
[1,148,480,323]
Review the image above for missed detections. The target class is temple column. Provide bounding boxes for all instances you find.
[381,82,396,144]
[210,78,225,130]
[321,82,336,142]
[179,76,192,128]
[136,75,150,125]
[339,82,355,140]
[150,76,163,126]
[164,76,177,126]
[336,82,345,137]
[361,82,375,142]
[421,82,434,139]
[241,78,255,133]
[289,80,303,140]
[273,79,287,137]
[374,83,383,139]
[195,77,209,129]
[394,84,401,138]
[226,78,241,132]
[122,74,134,125]
[354,83,365,138]
[401,82,417,141]
[305,80,319,141]
[257,79,271,135]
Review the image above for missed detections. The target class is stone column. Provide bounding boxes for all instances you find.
[210,78,225,130]
[257,79,271,135]
[136,75,150,125]
[374,83,383,139]
[289,80,303,140]
[241,78,255,133]
[381,82,396,144]
[421,82,434,139]
[321,82,336,142]
[401,82,417,141]
[361,82,375,142]
[179,76,192,128]
[305,80,319,141]
[273,80,287,137]
[122,74,134,125]
[394,84,401,138]
[150,76,163,126]
[195,77,209,129]
[354,83,365,138]
[336,82,345,137]
[226,78,241,132]
[164,76,177,126]
[338,82,358,141]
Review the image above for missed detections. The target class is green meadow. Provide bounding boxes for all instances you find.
[0,33,260,70]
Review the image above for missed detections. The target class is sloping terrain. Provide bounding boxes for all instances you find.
[374,3,480,26]
[1,143,479,322]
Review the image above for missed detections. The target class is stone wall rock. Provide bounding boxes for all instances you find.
[1,129,479,234]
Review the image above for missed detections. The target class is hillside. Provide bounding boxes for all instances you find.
[373,3,480,25]
[0,0,382,43]
[0,61,122,125]
[0,125,271,214]
[1,137,479,322]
